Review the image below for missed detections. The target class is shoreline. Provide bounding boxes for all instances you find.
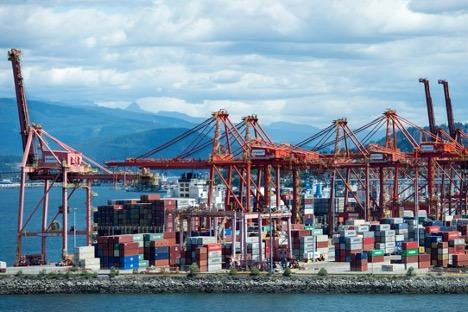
[1,274,468,295]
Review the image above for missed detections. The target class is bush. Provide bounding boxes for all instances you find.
[81,270,97,279]
[228,268,238,276]
[249,267,260,276]
[109,267,119,278]
[65,270,72,279]
[187,264,200,278]
[317,268,328,277]
[282,267,292,277]
[47,271,60,279]
[406,266,416,277]
[15,270,23,277]
[38,269,47,277]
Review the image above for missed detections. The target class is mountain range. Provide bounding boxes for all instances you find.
[0,98,321,163]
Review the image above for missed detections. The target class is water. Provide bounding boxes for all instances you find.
[1,188,468,310]
[0,294,467,311]
[0,186,145,265]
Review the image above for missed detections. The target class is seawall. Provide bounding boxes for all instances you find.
[1,274,468,295]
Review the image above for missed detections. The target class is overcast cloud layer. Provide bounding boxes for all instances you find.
[0,0,467,128]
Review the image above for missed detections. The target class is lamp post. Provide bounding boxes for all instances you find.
[269,204,273,273]
[73,207,77,250]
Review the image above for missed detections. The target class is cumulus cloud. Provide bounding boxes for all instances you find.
[409,0,468,14]
[0,0,467,128]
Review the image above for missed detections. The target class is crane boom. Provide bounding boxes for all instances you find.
[419,78,437,137]
[8,48,34,161]
[438,79,456,140]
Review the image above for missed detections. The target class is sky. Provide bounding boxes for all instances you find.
[0,0,467,128]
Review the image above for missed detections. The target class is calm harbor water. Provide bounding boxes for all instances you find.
[0,186,145,265]
[1,293,468,311]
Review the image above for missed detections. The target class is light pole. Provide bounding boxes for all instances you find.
[73,207,77,250]
[269,204,273,273]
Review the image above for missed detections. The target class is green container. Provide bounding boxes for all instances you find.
[138,254,144,261]
[133,234,144,241]
[312,228,323,235]
[371,249,384,256]
[139,260,149,267]
[304,225,314,230]
[402,249,419,256]
[143,233,164,241]
[262,225,272,232]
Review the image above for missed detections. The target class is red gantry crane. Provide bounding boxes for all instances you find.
[8,49,133,266]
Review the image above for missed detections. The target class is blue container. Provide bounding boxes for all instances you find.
[155,246,170,253]
[224,229,232,236]
[355,252,368,260]
[119,256,139,269]
[151,252,169,260]
[424,235,442,248]
[391,223,408,230]
[100,256,109,268]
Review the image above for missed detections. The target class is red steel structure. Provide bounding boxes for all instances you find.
[8,48,467,265]
[8,49,133,266]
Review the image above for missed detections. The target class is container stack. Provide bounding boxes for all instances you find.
[94,195,177,236]
[350,252,368,272]
[148,240,170,267]
[434,242,449,267]
[368,249,384,263]
[382,218,409,241]
[196,246,208,272]
[452,253,468,267]
[299,236,315,260]
[206,243,222,272]
[74,246,100,271]
[374,228,395,255]
[401,241,419,264]
[418,253,431,268]
[360,231,374,252]
[315,235,329,260]
[186,236,220,270]
[291,227,313,259]
[96,234,140,270]
[334,230,361,262]
[247,240,266,261]
[222,242,240,266]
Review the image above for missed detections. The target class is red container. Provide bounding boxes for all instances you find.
[119,248,139,257]
[114,235,134,243]
[205,243,222,251]
[418,254,430,262]
[437,242,448,249]
[141,194,161,202]
[442,231,460,241]
[153,259,170,267]
[418,261,431,269]
[402,241,418,250]
[402,255,418,263]
[316,241,328,248]
[425,225,440,234]
[291,224,305,230]
[196,247,208,254]
[150,239,172,247]
[368,255,384,263]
